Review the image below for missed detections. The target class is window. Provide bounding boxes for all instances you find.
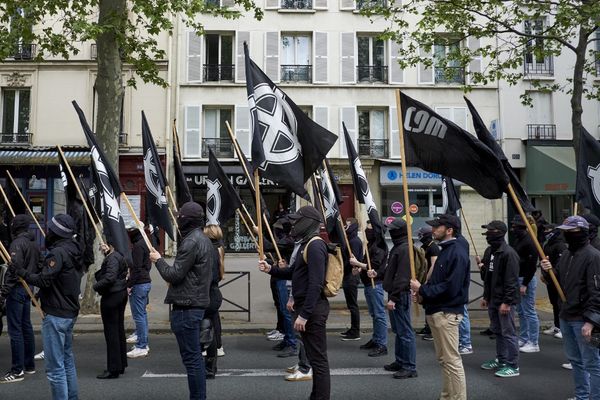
[281,0,312,9]
[527,92,555,139]
[433,37,464,84]
[9,8,35,60]
[1,88,30,144]
[524,19,553,75]
[357,35,387,82]
[356,0,386,10]
[203,107,234,158]
[281,34,312,82]
[358,108,388,158]
[204,34,234,82]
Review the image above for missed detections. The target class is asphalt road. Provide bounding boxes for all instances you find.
[0,331,574,400]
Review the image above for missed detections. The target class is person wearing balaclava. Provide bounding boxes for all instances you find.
[541,216,600,400]
[582,214,600,251]
[511,215,540,353]
[0,214,40,383]
[340,217,363,341]
[259,205,331,400]
[150,202,215,400]
[540,224,567,339]
[415,225,440,340]
[478,221,521,378]
[10,214,83,399]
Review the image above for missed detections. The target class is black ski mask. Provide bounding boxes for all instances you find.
[564,230,589,251]
[290,218,320,242]
[365,228,376,244]
[485,231,505,249]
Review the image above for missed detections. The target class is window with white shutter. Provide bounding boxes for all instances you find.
[281,34,311,82]
[314,0,328,9]
[265,0,280,9]
[467,37,482,84]
[389,107,400,158]
[184,105,201,158]
[313,106,329,130]
[235,106,251,157]
[434,106,468,130]
[313,32,328,83]
[357,35,386,83]
[265,31,280,82]
[203,107,234,158]
[388,39,403,84]
[340,32,356,84]
[235,31,250,82]
[418,46,433,84]
[187,32,203,83]
[340,106,357,157]
[340,0,356,10]
[221,0,235,7]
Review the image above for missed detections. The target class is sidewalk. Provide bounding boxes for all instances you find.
[28,254,554,333]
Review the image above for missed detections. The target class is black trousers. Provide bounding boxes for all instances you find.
[545,279,560,328]
[342,275,360,333]
[270,276,284,332]
[203,309,221,358]
[300,299,330,400]
[100,289,128,373]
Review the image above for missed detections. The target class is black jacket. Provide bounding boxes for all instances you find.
[127,232,151,287]
[482,242,520,306]
[542,232,567,283]
[553,244,600,323]
[419,238,470,315]
[19,238,83,318]
[156,228,214,308]
[360,242,387,286]
[513,233,538,287]
[207,240,223,313]
[343,224,363,276]
[269,235,328,320]
[0,231,40,299]
[383,237,410,302]
[94,251,127,295]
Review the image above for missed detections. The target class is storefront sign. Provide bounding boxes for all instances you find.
[187,173,278,188]
[380,166,450,186]
[385,216,396,225]
[409,204,419,214]
[391,201,403,214]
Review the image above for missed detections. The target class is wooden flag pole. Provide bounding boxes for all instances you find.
[77,177,104,230]
[507,183,565,302]
[574,202,578,216]
[254,169,264,260]
[121,192,155,252]
[459,208,480,259]
[6,170,45,237]
[0,184,15,217]
[57,146,105,245]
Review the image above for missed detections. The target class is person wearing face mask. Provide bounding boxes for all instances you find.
[511,215,540,353]
[478,221,521,378]
[259,205,330,400]
[150,202,215,400]
[582,214,600,251]
[340,217,363,341]
[541,224,567,340]
[541,216,600,400]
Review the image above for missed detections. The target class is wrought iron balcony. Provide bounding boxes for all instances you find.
[281,65,312,82]
[119,132,128,146]
[434,67,465,84]
[202,138,234,158]
[524,56,554,76]
[356,0,386,10]
[0,132,31,145]
[358,139,389,158]
[12,44,35,60]
[203,64,235,82]
[357,65,388,83]
[527,124,556,140]
[281,0,312,9]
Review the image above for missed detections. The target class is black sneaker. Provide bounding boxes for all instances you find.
[276,346,298,358]
[368,346,388,357]
[480,328,494,336]
[416,326,431,336]
[341,332,361,341]
[393,369,418,379]
[384,362,401,372]
[0,371,25,383]
[360,340,376,350]
[339,329,351,337]
[272,341,287,351]
[422,334,433,341]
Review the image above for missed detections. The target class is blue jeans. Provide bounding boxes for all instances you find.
[130,283,151,349]
[561,319,600,400]
[364,283,387,347]
[389,292,416,371]
[517,277,539,345]
[459,304,472,349]
[6,286,35,373]
[171,308,206,400]
[42,314,78,400]
[275,279,296,348]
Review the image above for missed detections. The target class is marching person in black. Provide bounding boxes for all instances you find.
[341,218,362,341]
[259,205,330,400]
[94,243,128,379]
[416,225,440,341]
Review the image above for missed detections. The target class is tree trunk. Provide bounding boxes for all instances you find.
[570,25,588,161]
[79,236,102,314]
[80,0,126,314]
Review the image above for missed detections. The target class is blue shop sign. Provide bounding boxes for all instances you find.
[380,166,462,186]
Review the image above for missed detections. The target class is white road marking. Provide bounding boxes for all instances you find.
[142,368,390,378]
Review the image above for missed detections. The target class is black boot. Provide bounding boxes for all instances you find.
[205,357,217,379]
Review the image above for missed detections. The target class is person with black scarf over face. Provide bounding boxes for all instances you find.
[478,221,521,378]
[259,205,331,400]
[541,224,567,339]
[582,214,600,251]
[0,215,40,383]
[541,216,600,400]
[150,202,215,400]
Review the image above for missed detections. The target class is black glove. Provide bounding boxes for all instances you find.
[8,262,27,278]
[0,296,6,312]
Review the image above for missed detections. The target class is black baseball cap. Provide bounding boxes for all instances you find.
[179,202,205,219]
[511,215,527,227]
[288,205,323,223]
[481,220,507,235]
[426,214,461,231]
[386,217,407,231]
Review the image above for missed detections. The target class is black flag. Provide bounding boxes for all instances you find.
[207,147,242,225]
[576,127,600,216]
[399,92,509,199]
[464,97,534,211]
[316,165,345,243]
[245,43,337,197]
[142,111,174,240]
[173,126,192,208]
[343,123,386,247]
[442,176,461,216]
[72,100,130,262]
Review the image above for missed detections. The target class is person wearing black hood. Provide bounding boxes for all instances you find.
[541,224,567,339]
[478,221,521,378]
[0,214,40,383]
[150,202,215,400]
[582,214,600,251]
[340,217,362,341]
[541,216,600,400]
[259,205,330,400]
[10,214,83,399]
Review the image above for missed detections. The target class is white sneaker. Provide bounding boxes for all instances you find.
[285,368,312,381]
[202,350,207,356]
[518,340,526,348]
[562,363,573,370]
[554,330,563,339]
[285,364,299,373]
[266,329,279,336]
[267,332,285,341]
[459,346,474,355]
[34,351,45,361]
[543,326,560,335]
[217,347,225,357]
[520,343,540,353]
[127,347,149,359]
[126,334,138,344]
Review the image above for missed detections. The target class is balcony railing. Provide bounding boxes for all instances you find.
[203,64,235,82]
[281,65,312,82]
[281,0,312,9]
[356,0,386,9]
[357,65,388,83]
[202,137,234,158]
[358,139,389,158]
[527,124,556,140]
[119,132,128,146]
[434,67,465,84]
[12,44,35,60]
[0,132,32,145]
[524,56,554,76]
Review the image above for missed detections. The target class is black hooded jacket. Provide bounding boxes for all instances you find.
[482,241,520,306]
[0,231,40,299]
[360,241,388,286]
[94,250,128,295]
[343,223,363,276]
[542,231,567,283]
[513,231,538,287]
[383,235,410,302]
[127,231,151,287]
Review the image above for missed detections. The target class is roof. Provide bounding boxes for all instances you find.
[0,146,90,166]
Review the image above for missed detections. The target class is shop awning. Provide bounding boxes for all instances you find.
[0,146,90,166]
[526,145,575,195]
